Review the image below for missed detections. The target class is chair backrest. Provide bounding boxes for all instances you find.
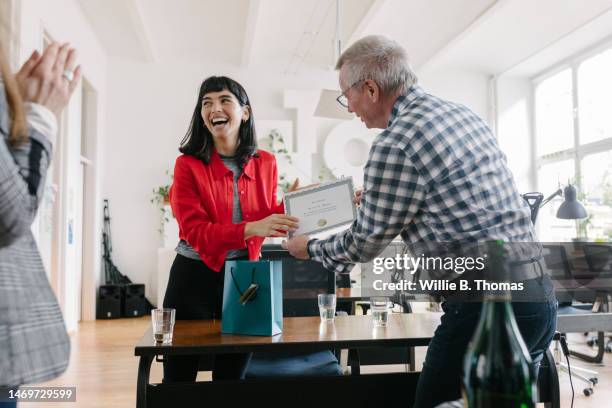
[543,244,574,306]
[536,348,561,407]
[582,243,612,273]
[542,244,572,280]
[261,244,335,317]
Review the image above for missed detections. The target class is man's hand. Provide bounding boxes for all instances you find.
[353,188,364,206]
[282,235,311,260]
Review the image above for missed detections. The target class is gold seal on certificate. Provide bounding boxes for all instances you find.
[284,178,357,237]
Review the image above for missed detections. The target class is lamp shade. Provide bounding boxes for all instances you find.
[556,184,588,219]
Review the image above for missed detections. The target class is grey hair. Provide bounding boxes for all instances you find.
[335,35,417,95]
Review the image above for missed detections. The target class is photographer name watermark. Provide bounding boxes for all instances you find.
[372,278,524,292]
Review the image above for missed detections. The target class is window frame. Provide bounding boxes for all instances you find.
[532,40,612,188]
[532,38,612,238]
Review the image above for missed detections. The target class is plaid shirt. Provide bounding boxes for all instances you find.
[308,85,536,273]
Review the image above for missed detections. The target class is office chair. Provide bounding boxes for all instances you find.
[536,347,561,408]
[582,243,612,275]
[244,245,343,378]
[543,244,600,395]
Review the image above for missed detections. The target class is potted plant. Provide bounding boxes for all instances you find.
[151,170,173,234]
[576,214,593,240]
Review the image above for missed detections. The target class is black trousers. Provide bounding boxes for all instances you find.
[162,254,252,381]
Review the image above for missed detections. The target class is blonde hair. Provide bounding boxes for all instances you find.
[335,35,417,95]
[0,13,27,146]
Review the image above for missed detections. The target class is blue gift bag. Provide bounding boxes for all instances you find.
[221,260,283,336]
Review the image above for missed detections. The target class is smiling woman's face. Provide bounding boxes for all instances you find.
[201,89,249,146]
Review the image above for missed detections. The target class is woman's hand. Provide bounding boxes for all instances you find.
[245,214,299,238]
[15,42,82,119]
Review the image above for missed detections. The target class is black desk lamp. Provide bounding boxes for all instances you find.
[522,184,588,224]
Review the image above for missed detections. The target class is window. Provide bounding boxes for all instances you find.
[581,150,612,239]
[578,49,612,145]
[537,160,575,241]
[534,46,612,242]
[535,69,574,156]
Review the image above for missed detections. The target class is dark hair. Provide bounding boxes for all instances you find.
[179,76,258,168]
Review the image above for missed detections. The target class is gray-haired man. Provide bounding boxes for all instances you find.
[284,35,556,407]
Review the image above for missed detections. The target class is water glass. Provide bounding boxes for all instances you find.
[318,293,336,322]
[151,308,176,344]
[370,297,390,327]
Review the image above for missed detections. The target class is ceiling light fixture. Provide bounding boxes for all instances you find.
[314,0,353,119]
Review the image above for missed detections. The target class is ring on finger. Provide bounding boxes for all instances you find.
[62,69,74,82]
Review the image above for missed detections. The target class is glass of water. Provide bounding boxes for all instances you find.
[318,293,336,322]
[151,308,176,344]
[370,297,390,327]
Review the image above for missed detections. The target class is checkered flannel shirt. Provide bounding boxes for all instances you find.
[307,85,536,273]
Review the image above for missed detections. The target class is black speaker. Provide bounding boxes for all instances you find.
[97,284,123,319]
[123,283,147,317]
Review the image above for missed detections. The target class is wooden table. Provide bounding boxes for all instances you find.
[135,313,441,407]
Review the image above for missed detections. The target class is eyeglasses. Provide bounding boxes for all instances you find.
[336,80,363,108]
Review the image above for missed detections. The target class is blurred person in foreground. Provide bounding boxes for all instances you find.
[0,42,81,407]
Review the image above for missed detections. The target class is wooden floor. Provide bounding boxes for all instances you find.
[21,317,611,408]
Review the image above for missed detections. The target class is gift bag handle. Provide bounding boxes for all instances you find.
[230,267,259,304]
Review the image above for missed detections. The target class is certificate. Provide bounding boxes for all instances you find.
[284,178,357,237]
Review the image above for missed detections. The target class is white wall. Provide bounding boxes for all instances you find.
[103,59,340,305]
[18,0,108,326]
[495,76,534,193]
[419,67,491,123]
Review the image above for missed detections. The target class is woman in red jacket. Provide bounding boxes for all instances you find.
[163,76,299,382]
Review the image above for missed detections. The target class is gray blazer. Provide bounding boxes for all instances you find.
[0,82,70,386]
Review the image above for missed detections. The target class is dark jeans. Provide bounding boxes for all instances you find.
[162,254,252,382]
[413,277,558,408]
[0,387,17,408]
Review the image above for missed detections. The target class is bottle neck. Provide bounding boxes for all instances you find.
[479,297,517,335]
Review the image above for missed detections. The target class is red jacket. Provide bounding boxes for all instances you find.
[170,149,284,272]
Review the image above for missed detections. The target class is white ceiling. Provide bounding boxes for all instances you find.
[78,0,612,76]
[428,0,612,74]
[360,0,497,68]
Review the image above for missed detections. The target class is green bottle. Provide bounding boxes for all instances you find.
[462,241,536,408]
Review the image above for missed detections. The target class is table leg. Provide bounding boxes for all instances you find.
[349,349,360,375]
[136,355,153,408]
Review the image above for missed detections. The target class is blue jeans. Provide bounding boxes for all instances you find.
[413,278,558,408]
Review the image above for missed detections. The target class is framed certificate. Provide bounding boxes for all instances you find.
[284,177,357,237]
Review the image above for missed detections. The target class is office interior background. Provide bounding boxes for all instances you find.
[2,0,612,406]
